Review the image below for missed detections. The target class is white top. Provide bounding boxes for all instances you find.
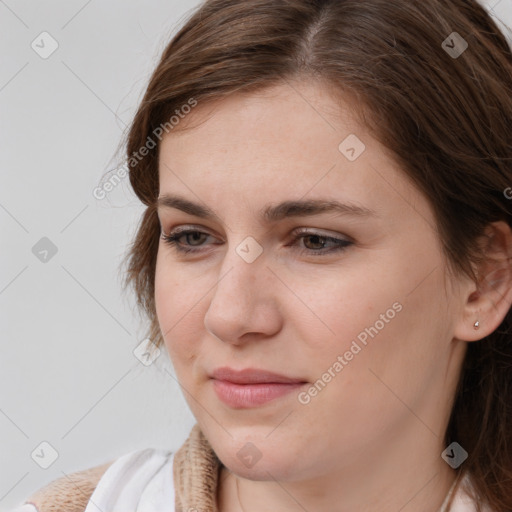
[9,448,175,512]
[10,447,491,512]
[83,448,175,512]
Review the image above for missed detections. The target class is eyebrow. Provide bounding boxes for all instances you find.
[156,194,378,223]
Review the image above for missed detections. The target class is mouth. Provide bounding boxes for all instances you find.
[209,367,308,408]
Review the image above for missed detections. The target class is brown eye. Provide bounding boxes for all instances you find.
[291,230,353,256]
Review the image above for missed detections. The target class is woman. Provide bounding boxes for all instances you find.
[12,0,512,511]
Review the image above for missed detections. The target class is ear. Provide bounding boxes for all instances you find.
[453,220,512,342]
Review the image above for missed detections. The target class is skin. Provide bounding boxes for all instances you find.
[154,80,512,511]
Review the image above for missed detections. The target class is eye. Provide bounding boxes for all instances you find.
[160,228,215,254]
[290,228,353,256]
[160,227,353,256]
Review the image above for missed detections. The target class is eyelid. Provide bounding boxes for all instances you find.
[291,226,353,242]
[161,223,217,236]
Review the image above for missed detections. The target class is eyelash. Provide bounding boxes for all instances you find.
[160,228,353,256]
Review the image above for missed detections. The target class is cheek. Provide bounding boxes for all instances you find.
[335,268,452,405]
[154,257,203,366]
[154,259,175,333]
[293,255,446,387]
[287,267,400,356]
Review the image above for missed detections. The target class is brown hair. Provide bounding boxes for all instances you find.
[119,0,512,509]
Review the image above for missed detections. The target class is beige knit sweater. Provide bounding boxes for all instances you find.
[24,424,222,512]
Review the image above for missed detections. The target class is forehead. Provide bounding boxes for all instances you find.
[160,81,359,160]
[156,81,432,229]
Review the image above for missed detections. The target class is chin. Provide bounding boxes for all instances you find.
[219,447,300,481]
[205,427,304,481]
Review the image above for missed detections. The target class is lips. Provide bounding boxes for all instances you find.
[210,367,306,385]
[210,367,308,408]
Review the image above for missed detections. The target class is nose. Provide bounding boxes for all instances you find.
[203,244,282,345]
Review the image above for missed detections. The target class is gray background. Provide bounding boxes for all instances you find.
[1,0,511,510]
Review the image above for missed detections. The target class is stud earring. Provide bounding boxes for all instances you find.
[474,320,480,330]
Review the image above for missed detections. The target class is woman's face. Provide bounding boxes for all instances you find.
[155,81,467,482]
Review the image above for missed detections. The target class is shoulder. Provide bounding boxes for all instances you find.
[449,473,497,512]
[14,447,176,512]
[17,460,113,512]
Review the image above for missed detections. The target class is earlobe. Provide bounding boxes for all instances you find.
[453,221,512,343]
